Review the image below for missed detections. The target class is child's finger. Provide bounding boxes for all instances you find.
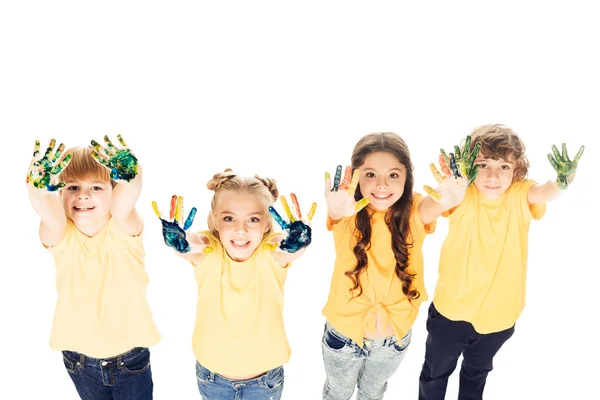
[354,197,369,212]
[429,163,444,183]
[547,154,560,171]
[347,168,360,195]
[423,185,441,202]
[43,138,56,161]
[50,153,72,175]
[280,195,295,222]
[268,206,289,230]
[338,166,352,191]
[151,201,163,219]
[307,202,317,222]
[573,145,585,163]
[331,165,342,192]
[51,143,66,164]
[439,153,451,176]
[169,195,177,220]
[290,193,302,220]
[117,134,129,149]
[324,171,332,193]
[104,135,117,152]
[175,195,184,225]
[183,207,197,230]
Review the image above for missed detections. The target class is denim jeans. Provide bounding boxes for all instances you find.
[196,361,284,400]
[62,347,153,400]
[321,322,412,400]
[418,303,515,400]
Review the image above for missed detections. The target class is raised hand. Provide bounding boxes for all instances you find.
[26,139,72,191]
[439,135,481,186]
[325,165,370,218]
[267,194,316,253]
[152,195,208,254]
[423,163,469,209]
[90,134,138,182]
[548,143,584,189]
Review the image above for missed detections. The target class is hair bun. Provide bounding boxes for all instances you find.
[207,168,237,191]
[254,174,279,201]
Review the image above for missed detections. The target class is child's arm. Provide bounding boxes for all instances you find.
[26,139,72,247]
[90,134,142,235]
[152,195,213,265]
[420,136,481,224]
[528,143,584,204]
[267,193,316,267]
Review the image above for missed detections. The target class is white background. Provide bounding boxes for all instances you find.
[1,1,598,399]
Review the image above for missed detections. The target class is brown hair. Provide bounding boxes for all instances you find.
[346,132,419,300]
[468,124,529,182]
[206,168,279,237]
[58,147,116,187]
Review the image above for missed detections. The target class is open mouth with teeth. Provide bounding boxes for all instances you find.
[230,240,251,249]
[74,206,95,211]
[371,193,393,200]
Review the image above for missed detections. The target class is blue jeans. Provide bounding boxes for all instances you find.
[196,361,284,400]
[62,347,153,400]
[321,322,412,400]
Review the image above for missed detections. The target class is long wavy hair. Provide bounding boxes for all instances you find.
[345,132,418,300]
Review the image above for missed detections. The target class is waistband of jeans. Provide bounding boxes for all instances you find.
[62,347,147,367]
[325,321,409,347]
[196,362,280,387]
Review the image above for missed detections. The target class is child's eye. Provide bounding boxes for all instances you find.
[249,217,260,223]
[67,186,78,190]
[389,173,398,179]
[478,163,487,169]
[501,165,511,170]
[92,186,103,191]
[223,216,233,222]
[366,172,375,178]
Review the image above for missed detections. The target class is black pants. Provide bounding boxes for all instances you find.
[418,303,515,400]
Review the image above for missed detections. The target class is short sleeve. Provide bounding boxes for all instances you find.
[515,179,546,222]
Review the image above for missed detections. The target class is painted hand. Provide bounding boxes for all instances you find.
[548,143,584,189]
[152,195,203,254]
[325,165,369,218]
[439,135,481,185]
[268,194,316,253]
[26,139,72,191]
[90,134,139,182]
[423,163,468,209]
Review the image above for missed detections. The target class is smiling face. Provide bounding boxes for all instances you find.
[358,151,407,211]
[473,156,515,198]
[61,180,113,228]
[212,190,270,262]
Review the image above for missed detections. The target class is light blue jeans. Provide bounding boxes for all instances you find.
[322,322,412,400]
[196,362,284,400]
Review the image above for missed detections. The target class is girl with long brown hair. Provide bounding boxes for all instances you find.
[321,132,469,400]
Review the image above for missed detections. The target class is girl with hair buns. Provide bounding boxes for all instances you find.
[152,169,315,400]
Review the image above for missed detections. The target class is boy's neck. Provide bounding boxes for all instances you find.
[73,215,111,237]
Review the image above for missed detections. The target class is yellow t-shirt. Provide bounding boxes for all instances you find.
[433,180,546,333]
[47,218,160,358]
[192,232,290,377]
[322,193,435,345]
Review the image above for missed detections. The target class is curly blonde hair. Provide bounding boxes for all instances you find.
[468,124,529,182]
[206,168,279,237]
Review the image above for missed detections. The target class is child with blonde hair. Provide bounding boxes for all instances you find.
[418,124,585,399]
[321,132,476,400]
[152,169,315,400]
[26,136,160,400]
